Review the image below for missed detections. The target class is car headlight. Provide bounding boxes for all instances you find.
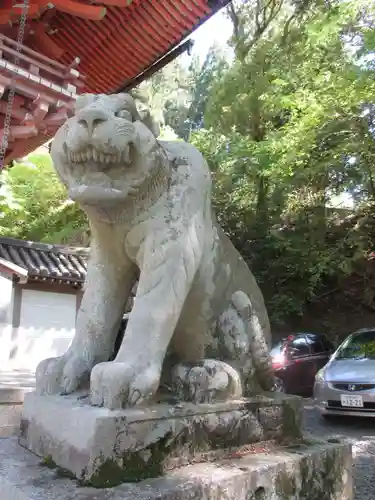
[315,368,325,382]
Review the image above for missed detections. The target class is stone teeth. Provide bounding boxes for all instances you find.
[67,148,120,165]
[122,145,130,164]
[80,150,91,162]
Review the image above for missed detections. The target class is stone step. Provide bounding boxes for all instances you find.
[0,436,353,500]
[20,391,304,487]
[0,403,22,437]
[0,370,35,438]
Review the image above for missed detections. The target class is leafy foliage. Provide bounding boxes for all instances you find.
[0,153,88,244]
[192,0,375,327]
[135,46,228,139]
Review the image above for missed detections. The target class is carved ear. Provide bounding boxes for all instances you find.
[138,108,160,138]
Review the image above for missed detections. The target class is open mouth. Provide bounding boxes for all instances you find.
[64,144,131,165]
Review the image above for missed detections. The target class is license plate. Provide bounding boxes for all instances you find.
[340,394,363,407]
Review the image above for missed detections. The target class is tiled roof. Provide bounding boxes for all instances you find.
[0,237,88,284]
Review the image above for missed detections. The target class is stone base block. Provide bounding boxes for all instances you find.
[19,391,303,487]
[0,378,34,438]
[1,437,352,500]
[0,404,23,437]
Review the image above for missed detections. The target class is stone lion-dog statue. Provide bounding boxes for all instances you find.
[36,93,275,409]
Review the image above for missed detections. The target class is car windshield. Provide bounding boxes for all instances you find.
[336,330,375,360]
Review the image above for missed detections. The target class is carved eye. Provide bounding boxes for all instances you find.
[116,109,133,121]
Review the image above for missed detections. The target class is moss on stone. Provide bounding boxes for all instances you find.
[89,452,165,488]
[276,444,345,500]
[275,470,297,500]
[88,457,128,488]
[55,467,76,479]
[298,449,343,500]
[40,455,76,480]
[40,455,57,469]
[281,399,303,441]
[87,432,174,488]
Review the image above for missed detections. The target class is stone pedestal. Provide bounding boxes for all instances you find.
[20,391,303,487]
[1,437,352,500]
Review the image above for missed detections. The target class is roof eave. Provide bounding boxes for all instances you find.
[117,0,233,93]
[0,257,28,284]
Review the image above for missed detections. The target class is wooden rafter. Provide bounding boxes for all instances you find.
[0,0,135,25]
[0,34,83,146]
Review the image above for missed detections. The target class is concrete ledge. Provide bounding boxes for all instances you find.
[0,437,352,500]
[0,370,35,405]
[0,387,26,404]
[0,405,23,437]
[0,380,34,438]
[19,391,303,486]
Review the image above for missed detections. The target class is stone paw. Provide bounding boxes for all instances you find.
[61,356,93,394]
[35,356,67,395]
[171,359,243,404]
[35,354,94,395]
[89,361,162,409]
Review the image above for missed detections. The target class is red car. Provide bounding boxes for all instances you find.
[270,333,335,395]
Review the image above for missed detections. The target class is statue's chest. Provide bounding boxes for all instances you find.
[123,212,163,265]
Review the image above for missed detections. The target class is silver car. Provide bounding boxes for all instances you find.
[314,328,375,418]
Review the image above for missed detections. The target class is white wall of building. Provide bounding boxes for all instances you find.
[9,289,77,372]
[0,273,13,366]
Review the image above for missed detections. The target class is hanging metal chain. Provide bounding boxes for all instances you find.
[0,0,30,170]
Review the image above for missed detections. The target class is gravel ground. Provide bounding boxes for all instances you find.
[303,399,375,500]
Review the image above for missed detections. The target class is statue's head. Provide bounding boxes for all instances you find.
[51,93,162,206]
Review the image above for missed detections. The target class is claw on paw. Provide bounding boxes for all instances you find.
[35,354,94,396]
[35,356,67,395]
[89,361,161,410]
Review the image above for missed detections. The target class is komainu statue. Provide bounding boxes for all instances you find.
[36,93,275,409]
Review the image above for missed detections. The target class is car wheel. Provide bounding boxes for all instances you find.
[273,377,286,393]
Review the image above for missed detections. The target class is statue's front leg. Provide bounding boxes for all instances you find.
[90,236,201,409]
[36,244,135,395]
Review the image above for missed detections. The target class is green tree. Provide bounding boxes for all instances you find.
[135,46,228,139]
[192,0,375,324]
[0,153,88,244]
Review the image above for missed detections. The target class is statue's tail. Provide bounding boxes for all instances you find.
[231,291,275,391]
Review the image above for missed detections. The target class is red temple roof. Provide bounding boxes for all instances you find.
[0,0,230,165]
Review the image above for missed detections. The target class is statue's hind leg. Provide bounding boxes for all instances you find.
[228,291,275,392]
[168,295,248,404]
[169,291,275,403]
